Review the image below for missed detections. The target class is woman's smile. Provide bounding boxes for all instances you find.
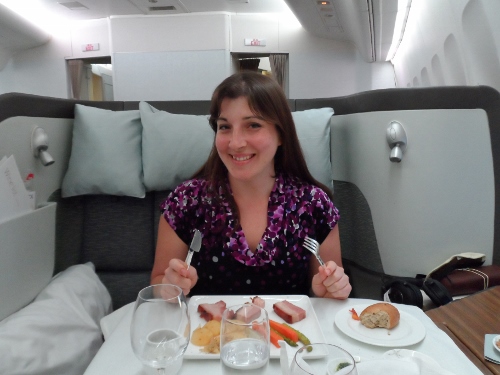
[231,154,254,162]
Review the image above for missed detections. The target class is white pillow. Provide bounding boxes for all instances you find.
[100,302,132,340]
[140,101,214,191]
[0,263,112,375]
[62,104,145,198]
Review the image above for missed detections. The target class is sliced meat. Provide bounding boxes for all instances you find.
[198,300,227,322]
[251,296,265,308]
[273,300,306,324]
[235,304,262,323]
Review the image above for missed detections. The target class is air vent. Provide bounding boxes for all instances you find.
[128,0,186,14]
[149,6,176,11]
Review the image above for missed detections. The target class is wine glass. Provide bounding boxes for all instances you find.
[130,284,190,375]
[290,343,357,375]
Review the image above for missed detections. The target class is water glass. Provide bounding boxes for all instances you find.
[220,303,270,372]
[290,343,357,375]
[130,284,190,375]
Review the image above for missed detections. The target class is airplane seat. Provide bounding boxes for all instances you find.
[2,86,500,315]
[297,85,500,304]
[332,180,384,299]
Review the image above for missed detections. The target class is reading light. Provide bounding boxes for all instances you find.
[386,121,407,162]
[31,126,55,166]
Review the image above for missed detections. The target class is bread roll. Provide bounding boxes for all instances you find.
[359,303,400,329]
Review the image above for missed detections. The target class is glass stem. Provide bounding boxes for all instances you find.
[157,369,166,375]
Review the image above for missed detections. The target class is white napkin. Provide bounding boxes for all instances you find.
[281,346,455,375]
[356,349,456,375]
[280,340,294,374]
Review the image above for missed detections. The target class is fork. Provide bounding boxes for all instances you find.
[303,236,325,266]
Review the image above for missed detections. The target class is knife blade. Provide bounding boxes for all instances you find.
[185,229,202,270]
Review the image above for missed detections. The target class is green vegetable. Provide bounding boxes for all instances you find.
[272,329,298,347]
[284,323,312,352]
[337,362,350,371]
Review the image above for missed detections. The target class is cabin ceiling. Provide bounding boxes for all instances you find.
[33,0,292,19]
[285,0,399,62]
[1,0,400,62]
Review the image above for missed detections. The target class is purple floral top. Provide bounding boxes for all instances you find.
[160,173,340,296]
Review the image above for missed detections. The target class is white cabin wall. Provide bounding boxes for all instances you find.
[69,19,111,60]
[110,12,394,101]
[0,32,71,97]
[110,14,231,101]
[0,11,395,100]
[229,12,396,98]
[392,0,500,92]
[0,18,111,98]
[279,17,383,98]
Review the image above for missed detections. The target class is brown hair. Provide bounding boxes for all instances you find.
[194,71,333,202]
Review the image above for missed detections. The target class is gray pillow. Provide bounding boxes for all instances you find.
[293,107,334,190]
[140,102,214,191]
[61,104,145,198]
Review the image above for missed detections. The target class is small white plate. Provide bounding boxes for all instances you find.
[185,295,326,359]
[334,304,426,347]
[493,335,500,353]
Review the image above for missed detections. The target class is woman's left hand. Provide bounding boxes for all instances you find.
[311,260,352,299]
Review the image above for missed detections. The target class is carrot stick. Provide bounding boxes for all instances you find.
[270,320,299,342]
[269,329,283,348]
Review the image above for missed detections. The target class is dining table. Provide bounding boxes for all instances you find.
[84,296,485,375]
[426,286,500,375]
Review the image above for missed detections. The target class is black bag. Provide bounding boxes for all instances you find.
[381,252,487,309]
[382,275,452,309]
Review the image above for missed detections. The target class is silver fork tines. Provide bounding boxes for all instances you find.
[303,236,325,266]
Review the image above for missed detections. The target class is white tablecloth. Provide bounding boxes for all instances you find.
[84,298,482,375]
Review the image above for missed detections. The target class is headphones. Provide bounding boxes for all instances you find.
[382,276,453,309]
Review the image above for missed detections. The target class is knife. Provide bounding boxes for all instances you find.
[185,229,202,270]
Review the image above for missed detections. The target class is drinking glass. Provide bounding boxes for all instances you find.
[290,343,357,375]
[130,284,190,375]
[220,303,270,372]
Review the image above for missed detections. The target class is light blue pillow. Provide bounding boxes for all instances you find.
[293,108,334,190]
[140,102,214,191]
[61,104,145,198]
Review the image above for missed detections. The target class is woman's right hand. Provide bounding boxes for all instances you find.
[162,258,198,296]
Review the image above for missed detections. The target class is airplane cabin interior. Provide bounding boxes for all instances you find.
[0,1,499,374]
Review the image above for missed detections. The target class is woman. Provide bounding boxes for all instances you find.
[151,71,351,299]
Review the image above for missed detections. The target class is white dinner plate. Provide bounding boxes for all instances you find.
[334,304,426,347]
[185,295,326,359]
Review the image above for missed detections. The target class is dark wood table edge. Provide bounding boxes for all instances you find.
[431,321,494,375]
[426,287,500,375]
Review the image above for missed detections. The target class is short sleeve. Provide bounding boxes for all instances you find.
[159,179,205,244]
[311,186,340,243]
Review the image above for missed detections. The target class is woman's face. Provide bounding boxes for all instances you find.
[215,96,281,184]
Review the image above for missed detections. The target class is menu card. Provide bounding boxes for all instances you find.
[0,155,33,224]
[484,334,500,364]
